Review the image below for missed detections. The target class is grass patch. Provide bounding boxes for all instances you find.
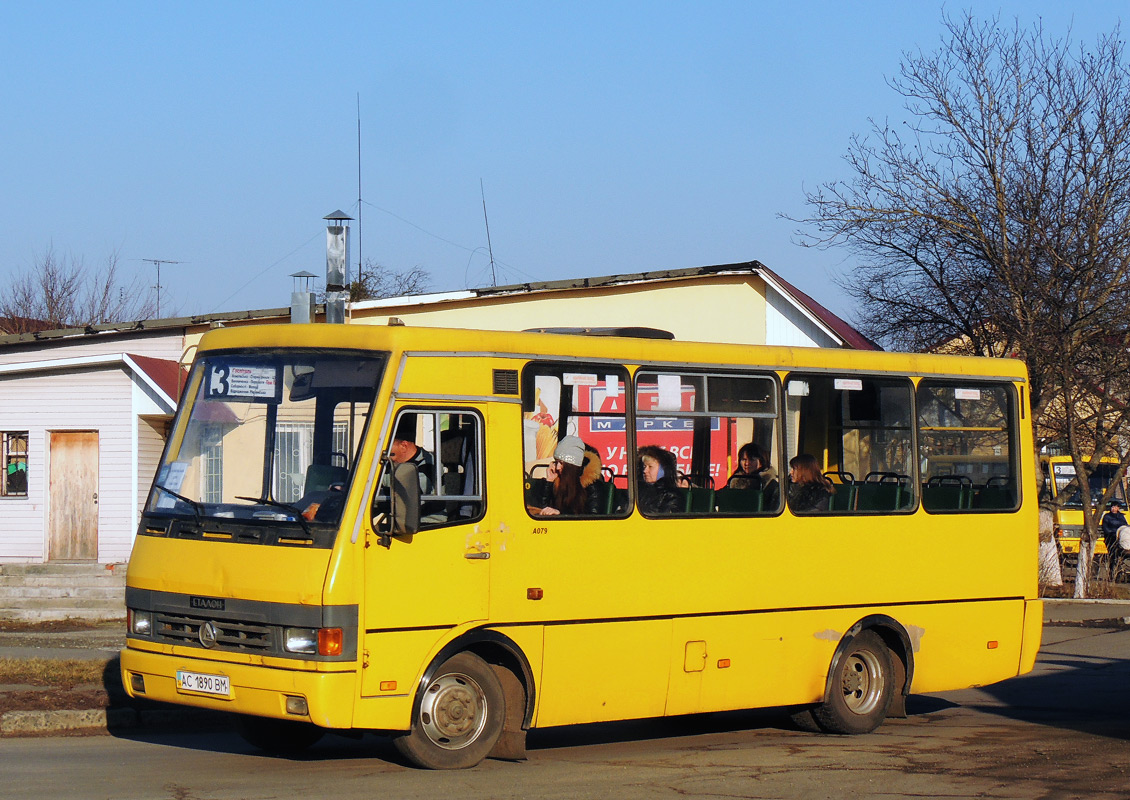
[0,658,109,689]
[1040,581,1130,600]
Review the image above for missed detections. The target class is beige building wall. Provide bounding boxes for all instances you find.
[348,275,770,345]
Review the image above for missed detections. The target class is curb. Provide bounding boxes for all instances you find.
[0,706,225,736]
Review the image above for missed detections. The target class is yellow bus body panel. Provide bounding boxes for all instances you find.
[122,323,1040,737]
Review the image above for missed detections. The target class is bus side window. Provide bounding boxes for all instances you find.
[635,370,780,517]
[521,363,630,518]
[374,409,484,530]
[784,375,915,514]
[917,381,1018,513]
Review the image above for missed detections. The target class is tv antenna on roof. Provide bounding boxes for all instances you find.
[137,258,183,318]
[480,179,497,287]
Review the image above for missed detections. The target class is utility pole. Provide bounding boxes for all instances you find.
[137,258,182,318]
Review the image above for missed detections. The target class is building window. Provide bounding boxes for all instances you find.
[200,424,224,504]
[2,432,28,497]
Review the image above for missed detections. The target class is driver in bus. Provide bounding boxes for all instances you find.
[387,414,436,496]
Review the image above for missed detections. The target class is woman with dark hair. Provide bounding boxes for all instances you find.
[527,436,601,516]
[637,445,682,514]
[727,441,780,508]
[787,453,835,512]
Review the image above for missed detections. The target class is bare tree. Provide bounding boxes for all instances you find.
[791,13,1130,596]
[348,260,430,302]
[0,247,157,334]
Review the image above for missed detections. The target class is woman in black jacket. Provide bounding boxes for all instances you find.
[637,445,682,515]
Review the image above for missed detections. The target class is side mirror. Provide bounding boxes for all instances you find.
[389,461,420,536]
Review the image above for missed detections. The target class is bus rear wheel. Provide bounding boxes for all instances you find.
[811,630,894,735]
[394,651,504,769]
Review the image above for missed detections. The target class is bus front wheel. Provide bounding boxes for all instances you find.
[811,630,894,735]
[395,651,505,769]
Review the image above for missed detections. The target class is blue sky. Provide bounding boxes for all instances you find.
[0,2,1125,322]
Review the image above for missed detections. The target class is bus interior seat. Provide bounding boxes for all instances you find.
[591,479,617,515]
[824,471,857,512]
[304,464,349,496]
[856,473,905,511]
[682,486,715,513]
[715,487,764,513]
[441,427,478,519]
[974,484,1015,510]
[922,475,973,511]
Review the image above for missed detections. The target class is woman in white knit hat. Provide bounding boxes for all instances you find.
[527,435,600,516]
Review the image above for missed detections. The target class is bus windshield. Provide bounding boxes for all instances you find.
[146,349,385,529]
[1052,461,1126,509]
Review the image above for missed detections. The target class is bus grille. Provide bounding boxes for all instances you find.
[156,612,273,652]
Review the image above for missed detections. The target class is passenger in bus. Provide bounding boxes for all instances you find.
[727,442,780,508]
[637,445,682,514]
[787,453,835,513]
[527,436,602,516]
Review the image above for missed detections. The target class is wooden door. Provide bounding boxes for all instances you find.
[48,431,99,561]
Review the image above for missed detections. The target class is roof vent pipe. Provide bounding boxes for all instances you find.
[290,271,317,323]
[324,210,353,324]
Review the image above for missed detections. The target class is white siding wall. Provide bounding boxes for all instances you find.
[0,367,135,563]
[0,331,185,366]
[137,416,168,522]
[764,286,837,348]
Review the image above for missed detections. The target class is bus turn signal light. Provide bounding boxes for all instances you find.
[717,659,731,669]
[318,628,343,656]
[527,588,543,600]
[987,640,999,649]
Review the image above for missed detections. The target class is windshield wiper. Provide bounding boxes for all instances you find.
[153,484,203,525]
[235,496,313,539]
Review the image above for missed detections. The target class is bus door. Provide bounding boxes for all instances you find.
[360,407,489,696]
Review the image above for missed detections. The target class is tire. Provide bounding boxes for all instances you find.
[235,715,325,755]
[811,630,894,735]
[394,651,505,769]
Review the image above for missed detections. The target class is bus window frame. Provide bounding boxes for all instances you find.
[784,371,918,516]
[632,366,784,518]
[373,406,488,532]
[916,378,1021,515]
[520,361,634,520]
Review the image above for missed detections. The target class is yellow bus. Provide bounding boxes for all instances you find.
[1041,455,1125,562]
[120,323,1042,769]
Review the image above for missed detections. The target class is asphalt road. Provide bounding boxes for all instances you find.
[1,622,1127,800]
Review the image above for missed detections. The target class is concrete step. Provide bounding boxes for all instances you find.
[0,563,126,577]
[0,578,128,592]
[1,607,125,623]
[0,596,123,610]
[0,563,128,622]
[0,586,125,600]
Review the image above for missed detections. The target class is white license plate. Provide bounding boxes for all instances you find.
[176,669,231,698]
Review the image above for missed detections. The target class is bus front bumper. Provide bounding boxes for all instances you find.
[120,644,360,729]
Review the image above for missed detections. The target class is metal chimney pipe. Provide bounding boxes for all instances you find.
[324,210,353,324]
[289,271,317,323]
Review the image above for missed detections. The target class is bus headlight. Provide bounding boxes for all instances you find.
[284,628,318,654]
[128,609,152,636]
[284,627,343,656]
